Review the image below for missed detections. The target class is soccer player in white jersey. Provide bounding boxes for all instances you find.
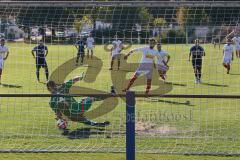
[0,39,9,84]
[223,38,234,74]
[232,35,240,58]
[123,38,158,94]
[155,42,170,81]
[109,35,123,70]
[86,33,95,58]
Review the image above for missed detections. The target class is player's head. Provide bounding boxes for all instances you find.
[46,80,57,93]
[0,38,5,46]
[149,38,156,48]
[195,39,199,46]
[112,41,117,48]
[89,33,92,37]
[226,38,232,45]
[114,34,118,40]
[156,41,161,51]
[39,41,43,46]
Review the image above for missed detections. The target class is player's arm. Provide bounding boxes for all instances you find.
[124,48,141,60]
[65,72,85,88]
[31,49,35,58]
[3,50,9,60]
[110,47,113,56]
[153,59,156,69]
[189,52,192,61]
[74,42,79,50]
[45,47,48,57]
[226,30,236,39]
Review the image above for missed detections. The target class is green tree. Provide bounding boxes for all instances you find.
[74,15,93,33]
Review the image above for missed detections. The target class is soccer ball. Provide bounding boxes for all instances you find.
[56,119,67,129]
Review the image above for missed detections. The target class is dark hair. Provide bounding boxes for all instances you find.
[149,38,156,42]
[47,80,56,88]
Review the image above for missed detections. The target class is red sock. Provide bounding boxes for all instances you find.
[145,79,152,94]
[126,75,137,90]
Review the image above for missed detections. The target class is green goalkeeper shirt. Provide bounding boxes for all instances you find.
[49,80,92,116]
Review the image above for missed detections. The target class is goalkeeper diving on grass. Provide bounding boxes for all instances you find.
[46,72,110,131]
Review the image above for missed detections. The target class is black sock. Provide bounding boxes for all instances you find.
[195,73,198,79]
[36,70,40,81]
[45,68,49,80]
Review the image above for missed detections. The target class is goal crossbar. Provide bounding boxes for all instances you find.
[1,1,240,7]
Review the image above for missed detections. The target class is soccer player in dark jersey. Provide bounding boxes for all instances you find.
[32,41,49,82]
[75,38,85,65]
[46,73,110,132]
[189,39,205,84]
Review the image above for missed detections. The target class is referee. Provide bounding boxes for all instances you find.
[189,39,205,84]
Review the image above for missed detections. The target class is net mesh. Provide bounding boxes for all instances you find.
[0,1,240,155]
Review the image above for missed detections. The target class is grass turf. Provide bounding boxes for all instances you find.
[0,42,239,159]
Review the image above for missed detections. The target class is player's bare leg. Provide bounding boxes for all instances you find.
[158,70,166,81]
[236,51,239,58]
[145,79,152,94]
[76,54,80,66]
[197,68,202,83]
[87,50,89,58]
[117,59,120,70]
[81,54,84,64]
[123,74,138,92]
[36,67,40,82]
[0,68,2,84]
[44,66,49,81]
[227,64,230,74]
[91,50,93,59]
[109,58,114,70]
[223,63,229,74]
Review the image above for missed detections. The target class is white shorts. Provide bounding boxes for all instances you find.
[0,60,3,69]
[236,46,240,51]
[223,57,232,64]
[87,46,94,50]
[112,54,121,60]
[157,64,169,72]
[135,63,153,79]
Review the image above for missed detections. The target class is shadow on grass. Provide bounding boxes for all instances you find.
[229,73,240,75]
[201,82,228,87]
[140,99,194,106]
[66,127,107,139]
[164,82,187,87]
[0,83,22,88]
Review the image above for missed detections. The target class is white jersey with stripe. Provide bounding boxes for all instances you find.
[0,45,8,60]
[156,50,168,65]
[232,36,240,49]
[86,37,94,48]
[131,47,158,64]
[223,44,234,59]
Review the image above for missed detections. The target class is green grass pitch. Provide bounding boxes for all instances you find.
[0,42,239,159]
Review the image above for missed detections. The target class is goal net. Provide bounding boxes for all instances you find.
[0,1,240,156]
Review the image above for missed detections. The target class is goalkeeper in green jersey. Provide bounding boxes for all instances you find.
[46,72,110,131]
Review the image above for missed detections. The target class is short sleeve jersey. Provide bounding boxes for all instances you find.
[223,44,234,59]
[32,45,48,59]
[156,50,168,65]
[132,47,158,64]
[0,45,8,60]
[49,80,92,115]
[190,45,205,60]
[86,37,94,48]
[232,36,240,48]
[75,40,85,53]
